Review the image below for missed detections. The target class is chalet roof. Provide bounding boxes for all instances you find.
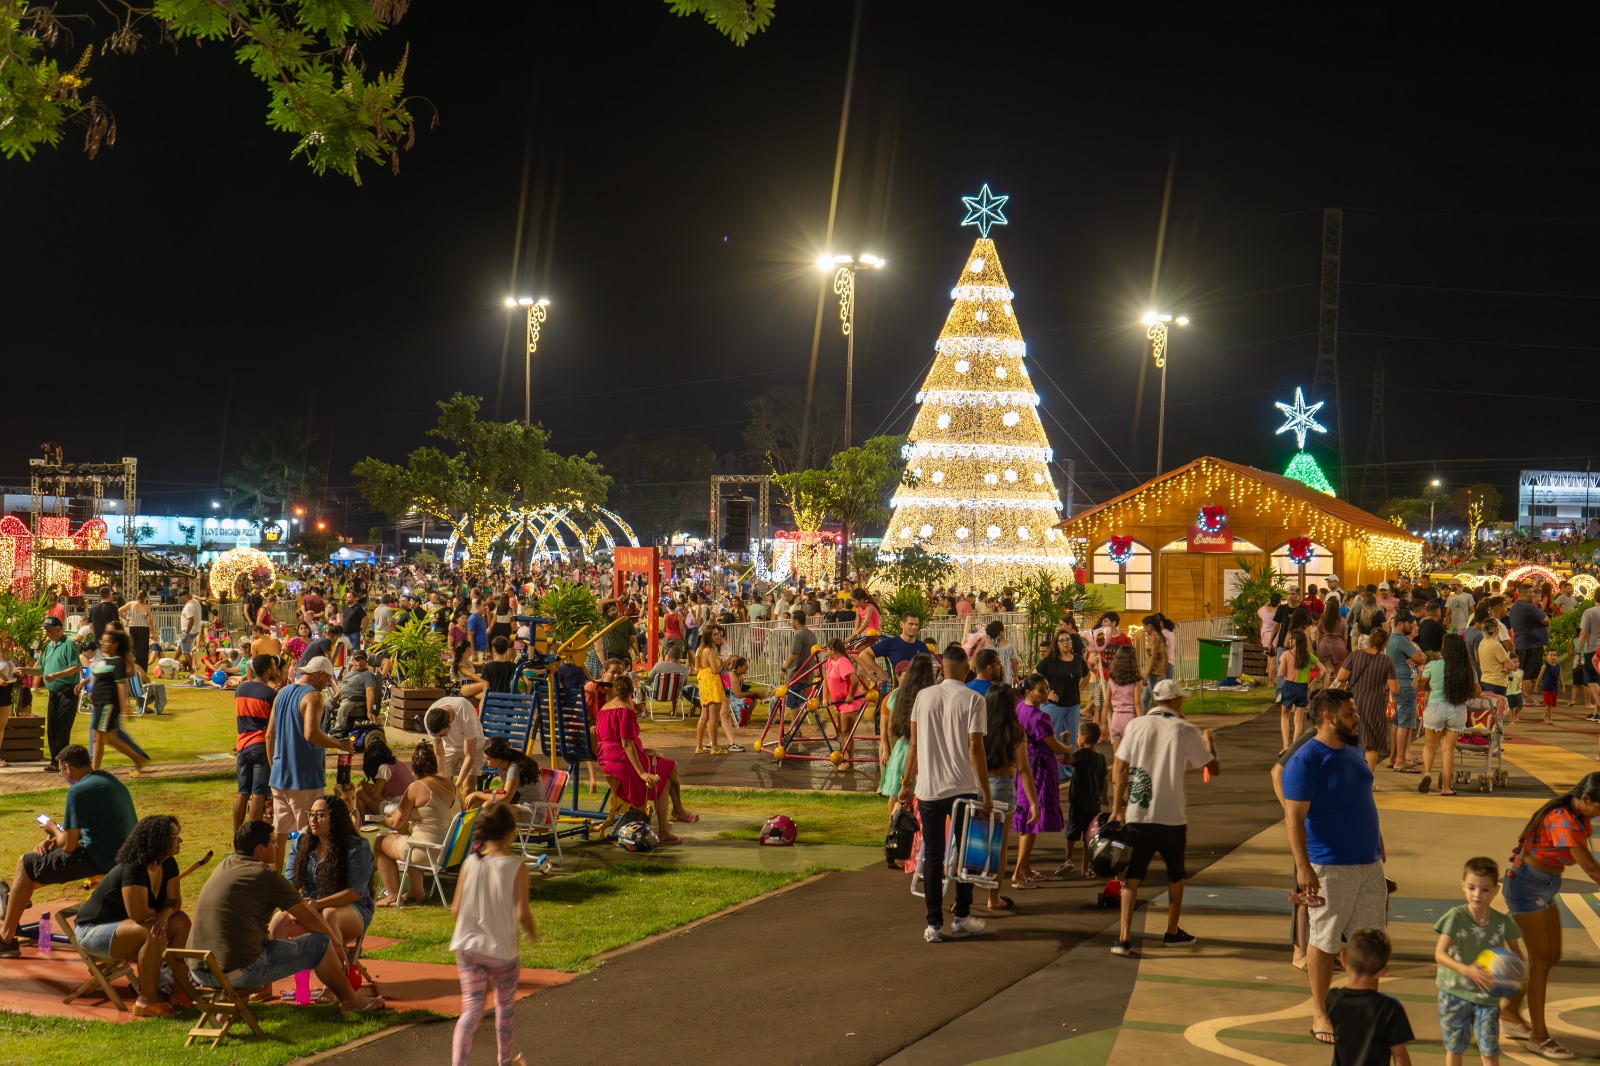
[1057,456,1422,544]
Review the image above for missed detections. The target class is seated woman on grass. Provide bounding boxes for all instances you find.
[347,732,414,823]
[373,743,463,906]
[69,814,190,1018]
[272,794,375,951]
[596,674,696,842]
[464,737,540,810]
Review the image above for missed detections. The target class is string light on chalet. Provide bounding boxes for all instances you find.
[882,185,1077,586]
[1058,457,1423,573]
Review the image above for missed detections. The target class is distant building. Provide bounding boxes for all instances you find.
[1517,470,1600,537]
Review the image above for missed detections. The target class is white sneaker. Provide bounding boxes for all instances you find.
[949,915,987,938]
[923,924,943,943]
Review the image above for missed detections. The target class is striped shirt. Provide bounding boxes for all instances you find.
[234,680,275,751]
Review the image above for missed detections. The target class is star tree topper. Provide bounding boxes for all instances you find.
[960,183,1009,238]
[1274,387,1327,450]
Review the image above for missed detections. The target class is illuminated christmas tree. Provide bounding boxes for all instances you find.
[1283,450,1336,495]
[1274,386,1335,496]
[882,185,1076,589]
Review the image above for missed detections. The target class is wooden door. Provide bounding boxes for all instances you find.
[1162,556,1209,621]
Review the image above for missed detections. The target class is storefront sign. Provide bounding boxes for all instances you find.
[406,536,449,546]
[1186,524,1234,552]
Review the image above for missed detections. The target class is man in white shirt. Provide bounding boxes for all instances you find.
[1108,679,1220,957]
[1443,583,1475,634]
[178,588,203,669]
[897,644,991,944]
[424,695,484,796]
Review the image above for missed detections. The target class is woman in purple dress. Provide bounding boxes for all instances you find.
[1010,672,1072,888]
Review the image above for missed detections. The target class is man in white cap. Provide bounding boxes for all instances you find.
[1108,678,1220,957]
[265,656,351,869]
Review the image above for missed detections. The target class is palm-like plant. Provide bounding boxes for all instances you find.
[0,590,54,662]
[1224,556,1287,643]
[372,617,450,688]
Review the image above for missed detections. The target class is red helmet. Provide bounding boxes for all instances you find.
[759,814,797,846]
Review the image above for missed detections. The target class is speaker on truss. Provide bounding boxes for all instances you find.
[721,496,752,551]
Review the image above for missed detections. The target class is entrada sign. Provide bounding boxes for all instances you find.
[1186,524,1234,552]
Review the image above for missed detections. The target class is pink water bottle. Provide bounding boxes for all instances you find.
[293,968,311,1005]
[37,912,52,952]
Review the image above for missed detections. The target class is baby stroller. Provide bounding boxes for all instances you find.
[1452,693,1509,792]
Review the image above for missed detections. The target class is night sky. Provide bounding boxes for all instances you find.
[4,4,1596,532]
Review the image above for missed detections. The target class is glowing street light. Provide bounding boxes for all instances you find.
[1142,310,1190,476]
[818,254,885,446]
[1429,478,1443,540]
[504,296,551,427]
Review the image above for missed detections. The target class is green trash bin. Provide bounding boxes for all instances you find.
[1197,636,1244,683]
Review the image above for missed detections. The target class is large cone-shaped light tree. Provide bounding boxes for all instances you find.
[882,185,1077,589]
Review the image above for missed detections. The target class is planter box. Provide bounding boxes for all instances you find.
[1241,642,1269,678]
[1,715,45,763]
[388,687,444,732]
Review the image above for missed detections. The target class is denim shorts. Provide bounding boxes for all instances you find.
[1422,701,1468,733]
[988,774,1016,809]
[236,743,271,797]
[75,920,121,958]
[1502,863,1562,915]
[1393,687,1418,729]
[191,932,329,990]
[1280,680,1309,709]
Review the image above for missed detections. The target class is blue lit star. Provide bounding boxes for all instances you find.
[1274,387,1328,450]
[960,183,1009,238]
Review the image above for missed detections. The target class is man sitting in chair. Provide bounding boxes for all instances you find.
[0,743,138,956]
[187,820,383,1013]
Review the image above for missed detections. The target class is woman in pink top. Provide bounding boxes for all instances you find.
[850,588,881,638]
[823,638,868,767]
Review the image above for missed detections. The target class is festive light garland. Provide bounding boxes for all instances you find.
[210,546,277,596]
[1107,535,1135,565]
[915,389,1040,407]
[1196,505,1227,534]
[882,205,1076,588]
[1055,457,1423,574]
[1504,564,1561,590]
[1572,573,1599,601]
[1287,536,1315,564]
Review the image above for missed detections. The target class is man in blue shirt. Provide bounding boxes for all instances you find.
[855,614,931,690]
[1281,688,1387,1046]
[465,604,489,655]
[966,649,1002,697]
[1384,615,1425,771]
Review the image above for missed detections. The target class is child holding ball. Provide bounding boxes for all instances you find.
[1434,857,1524,1066]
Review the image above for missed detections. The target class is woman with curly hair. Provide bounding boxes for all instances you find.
[273,793,375,945]
[70,814,190,1017]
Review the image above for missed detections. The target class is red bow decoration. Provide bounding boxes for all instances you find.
[1288,536,1313,563]
[1199,505,1227,532]
[1108,535,1135,564]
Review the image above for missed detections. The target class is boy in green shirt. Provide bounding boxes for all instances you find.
[1433,856,1524,1066]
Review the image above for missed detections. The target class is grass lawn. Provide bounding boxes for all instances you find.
[1182,689,1271,715]
[0,1003,435,1065]
[690,787,888,847]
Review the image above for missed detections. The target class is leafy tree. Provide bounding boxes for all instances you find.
[296,525,342,561]
[773,435,909,576]
[224,418,326,520]
[1,0,417,181]
[1017,569,1097,658]
[1450,484,1503,525]
[411,548,440,567]
[880,586,931,633]
[353,393,609,570]
[664,0,775,45]
[0,589,52,658]
[743,384,845,476]
[1379,496,1430,531]
[601,434,715,543]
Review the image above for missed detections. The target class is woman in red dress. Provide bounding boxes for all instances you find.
[596,675,697,842]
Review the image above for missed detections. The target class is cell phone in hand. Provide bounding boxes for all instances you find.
[36,814,54,829]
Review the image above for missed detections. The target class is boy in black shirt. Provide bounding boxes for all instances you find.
[1325,927,1413,1063]
[1058,721,1107,877]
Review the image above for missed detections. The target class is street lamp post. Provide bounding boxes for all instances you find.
[818,254,884,447]
[1429,478,1442,541]
[503,296,551,426]
[1142,311,1190,477]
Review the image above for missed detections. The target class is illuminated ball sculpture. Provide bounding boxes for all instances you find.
[210,546,277,597]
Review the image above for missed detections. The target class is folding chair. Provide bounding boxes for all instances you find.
[59,904,137,1011]
[514,767,568,863]
[646,670,686,721]
[393,808,478,906]
[127,673,154,716]
[164,947,264,1049]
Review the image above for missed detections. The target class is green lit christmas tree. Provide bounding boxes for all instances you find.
[1284,451,1335,495]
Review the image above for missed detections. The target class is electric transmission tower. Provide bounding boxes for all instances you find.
[1310,208,1347,497]
[1360,357,1389,511]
